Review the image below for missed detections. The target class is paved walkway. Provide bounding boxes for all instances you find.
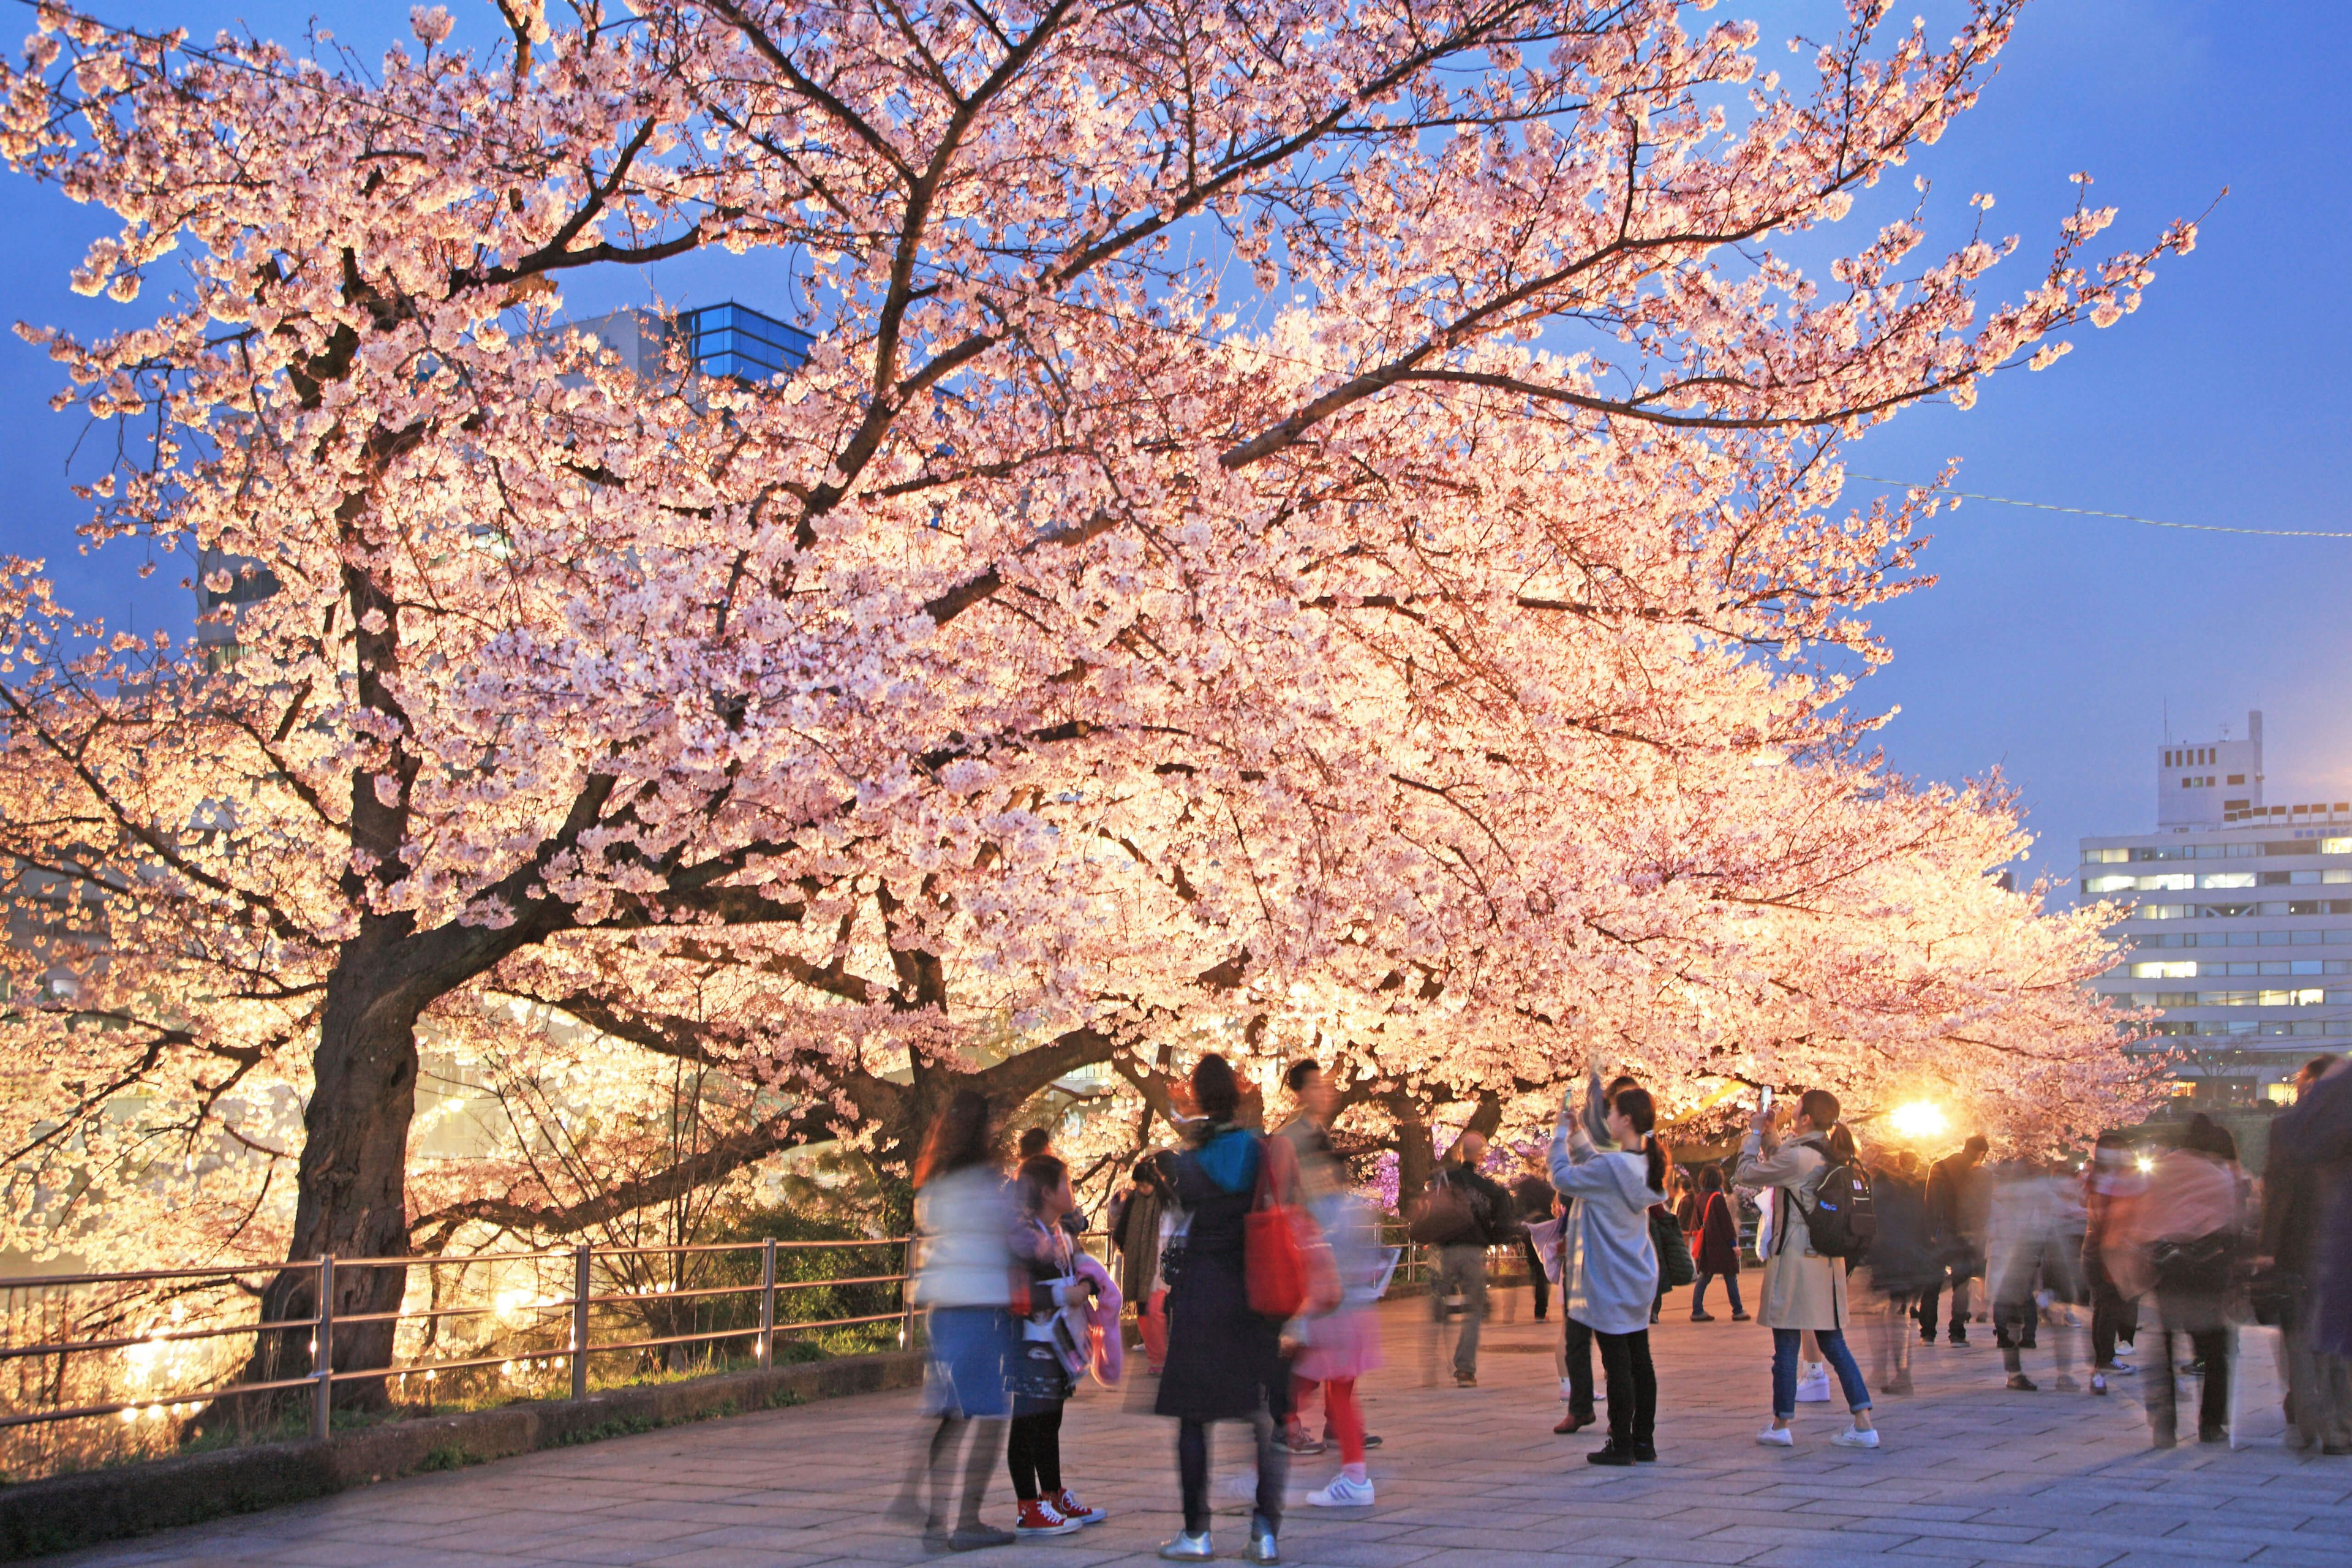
[53,1290,2352,1568]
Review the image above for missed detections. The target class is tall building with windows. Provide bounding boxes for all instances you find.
[2081,710,2352,1105]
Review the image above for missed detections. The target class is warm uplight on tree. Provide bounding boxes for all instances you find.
[1890,1102,1950,1140]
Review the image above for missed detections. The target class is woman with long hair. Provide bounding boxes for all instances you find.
[1736,1089,1879,1449]
[1005,1154,1107,1536]
[1691,1165,1747,1322]
[1154,1054,1290,1564]
[1548,1076,1670,1464]
[892,1089,1021,1551]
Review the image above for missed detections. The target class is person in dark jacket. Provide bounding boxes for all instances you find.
[2261,1055,2352,1453]
[1155,1055,1289,1564]
[1424,1131,1516,1387]
[1689,1165,1746,1322]
[1865,1151,1936,1395]
[1514,1172,1560,1322]
[1112,1150,1179,1374]
[1919,1135,1991,1345]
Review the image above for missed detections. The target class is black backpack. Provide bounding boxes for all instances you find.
[1800,1158,1877,1261]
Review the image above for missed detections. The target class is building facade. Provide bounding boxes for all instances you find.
[2081,710,2352,1105]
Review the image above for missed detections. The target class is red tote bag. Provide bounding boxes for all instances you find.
[1245,1135,1340,1319]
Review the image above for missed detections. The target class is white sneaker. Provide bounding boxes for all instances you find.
[1795,1363,1831,1403]
[1832,1425,1880,1449]
[1306,1474,1375,1507]
[1756,1425,1795,1447]
[1159,1532,1214,1561]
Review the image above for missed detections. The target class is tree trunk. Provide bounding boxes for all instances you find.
[1390,1093,1436,1209]
[245,933,426,1414]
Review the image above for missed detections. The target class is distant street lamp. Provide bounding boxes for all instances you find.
[1888,1101,1949,1140]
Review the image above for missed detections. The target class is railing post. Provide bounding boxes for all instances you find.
[311,1254,334,1441]
[901,1236,916,1350]
[757,1238,776,1369]
[571,1242,592,1401]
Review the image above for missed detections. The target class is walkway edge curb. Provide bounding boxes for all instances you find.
[1,1350,925,1561]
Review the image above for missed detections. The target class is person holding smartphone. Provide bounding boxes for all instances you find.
[1735,1089,1880,1450]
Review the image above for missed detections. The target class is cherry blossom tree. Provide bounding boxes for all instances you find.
[0,0,2178,1388]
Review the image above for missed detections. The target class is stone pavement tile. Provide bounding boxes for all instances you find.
[1885,1539,2130,1568]
[1230,1542,1441,1568]
[2161,1522,2341,1551]
[506,1539,710,1565]
[1784,1499,1991,1525]
[2025,1535,2264,1565]
[631,1553,840,1568]
[2246,1550,2352,1568]
[1744,1545,1963,1568]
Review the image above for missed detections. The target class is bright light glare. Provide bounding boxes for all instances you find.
[1888,1101,1948,1140]
[2135,1154,2155,1174]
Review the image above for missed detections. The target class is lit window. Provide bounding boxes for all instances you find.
[2084,848,2130,864]
[2086,875,2138,894]
[2328,869,2352,883]
[2132,961,2196,979]
[2139,873,2195,892]
[2197,872,2256,890]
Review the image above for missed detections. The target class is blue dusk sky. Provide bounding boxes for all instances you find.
[0,1,2343,895]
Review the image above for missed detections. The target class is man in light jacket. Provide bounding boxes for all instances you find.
[1735,1089,1880,1450]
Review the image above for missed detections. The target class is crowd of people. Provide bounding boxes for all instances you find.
[892,1051,2352,1558]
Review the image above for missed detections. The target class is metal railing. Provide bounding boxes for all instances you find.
[0,1236,914,1443]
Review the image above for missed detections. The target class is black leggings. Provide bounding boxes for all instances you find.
[1562,1315,1596,1419]
[1595,1326,1657,1447]
[1177,1412,1284,1536]
[1006,1405,1063,1500]
[1520,1233,1551,1319]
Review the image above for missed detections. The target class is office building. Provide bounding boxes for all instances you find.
[2080,709,2352,1104]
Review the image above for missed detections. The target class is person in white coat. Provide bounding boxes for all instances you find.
[1550,1079,1670,1464]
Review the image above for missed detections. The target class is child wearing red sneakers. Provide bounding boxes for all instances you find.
[1008,1155,1109,1536]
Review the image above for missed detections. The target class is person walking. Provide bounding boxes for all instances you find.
[1425,1130,1515,1388]
[894,1090,1022,1552]
[1275,1058,1385,1462]
[1155,1054,1290,1565]
[2081,1132,2145,1394]
[1689,1166,1747,1323]
[1736,1090,1880,1450]
[1296,1163,1390,1507]
[1864,1150,1934,1395]
[1111,1150,1180,1375]
[1548,1076,1670,1464]
[1515,1170,1561,1323]
[1920,1135,1991,1347]
[1989,1159,2082,1392]
[2109,1115,2249,1448]
[1006,1154,1107,1537]
[2260,1054,2352,1453]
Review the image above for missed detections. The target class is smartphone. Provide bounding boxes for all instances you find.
[1758,1086,1774,1114]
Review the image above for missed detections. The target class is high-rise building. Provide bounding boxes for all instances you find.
[2080,709,2352,1106]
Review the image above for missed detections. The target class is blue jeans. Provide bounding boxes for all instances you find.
[1773,1327,1871,1420]
[1694,1270,1744,1316]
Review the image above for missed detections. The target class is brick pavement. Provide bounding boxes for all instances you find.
[49,1290,2352,1568]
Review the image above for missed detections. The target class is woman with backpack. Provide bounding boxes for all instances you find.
[2107,1114,2250,1447]
[1548,1075,1670,1464]
[1689,1166,1747,1322]
[1734,1089,1880,1450]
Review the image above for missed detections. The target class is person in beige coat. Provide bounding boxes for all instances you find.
[1734,1090,1880,1449]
